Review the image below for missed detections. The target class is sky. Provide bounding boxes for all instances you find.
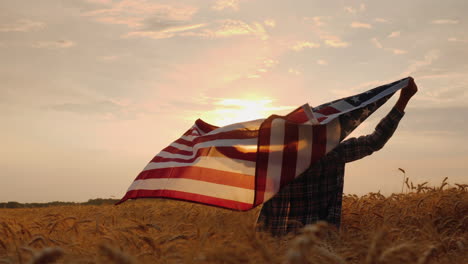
[1,0,467,203]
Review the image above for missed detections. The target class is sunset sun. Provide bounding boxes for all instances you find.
[204,97,292,126]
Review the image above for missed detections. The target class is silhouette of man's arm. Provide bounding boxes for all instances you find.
[333,77,418,163]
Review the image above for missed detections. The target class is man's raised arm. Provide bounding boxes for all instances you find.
[333,77,418,163]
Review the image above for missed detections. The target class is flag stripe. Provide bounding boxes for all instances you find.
[311,125,327,163]
[254,117,274,205]
[127,178,254,204]
[144,156,256,175]
[119,189,252,210]
[295,124,313,176]
[155,146,257,163]
[135,166,255,189]
[173,131,258,148]
[280,121,298,187]
[167,138,258,152]
[264,118,286,201]
[326,118,341,153]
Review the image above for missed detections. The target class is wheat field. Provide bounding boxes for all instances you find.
[0,179,467,264]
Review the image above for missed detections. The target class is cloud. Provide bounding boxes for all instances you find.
[360,3,366,12]
[49,99,138,120]
[344,7,357,14]
[316,59,328,65]
[124,23,207,39]
[305,16,331,27]
[401,49,440,77]
[344,4,365,14]
[82,0,198,29]
[431,19,459,25]
[371,37,407,55]
[264,19,276,28]
[350,22,372,29]
[448,37,468,43]
[32,40,75,49]
[323,37,350,48]
[374,18,389,23]
[247,59,279,78]
[98,55,119,62]
[288,68,301,75]
[371,38,383,49]
[305,16,350,48]
[390,48,407,55]
[0,19,45,32]
[290,41,320,51]
[388,31,401,38]
[212,0,240,11]
[190,20,268,40]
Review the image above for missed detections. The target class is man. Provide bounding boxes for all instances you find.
[257,77,418,236]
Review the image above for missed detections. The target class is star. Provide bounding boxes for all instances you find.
[342,129,352,137]
[351,119,361,127]
[362,108,371,117]
[351,96,360,103]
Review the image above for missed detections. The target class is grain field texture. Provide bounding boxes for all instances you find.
[0,181,467,264]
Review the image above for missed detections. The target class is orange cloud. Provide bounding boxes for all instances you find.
[124,23,207,39]
[431,19,459,25]
[264,19,276,28]
[291,41,320,51]
[212,0,240,11]
[390,49,407,55]
[0,19,45,32]
[82,0,198,28]
[209,20,268,39]
[388,31,401,38]
[32,40,75,49]
[323,38,350,48]
[350,22,372,29]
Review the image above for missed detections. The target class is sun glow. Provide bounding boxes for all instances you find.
[203,97,293,127]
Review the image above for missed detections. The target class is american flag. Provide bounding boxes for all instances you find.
[118,78,410,210]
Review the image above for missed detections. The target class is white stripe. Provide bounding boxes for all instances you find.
[192,124,205,135]
[144,156,256,175]
[128,178,254,204]
[362,79,408,105]
[295,124,313,177]
[263,118,285,201]
[159,139,257,160]
[326,118,341,153]
[180,134,197,141]
[168,138,257,152]
[301,104,319,125]
[329,100,355,112]
[317,80,408,124]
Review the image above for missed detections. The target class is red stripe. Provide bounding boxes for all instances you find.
[254,116,275,206]
[117,189,252,211]
[153,146,257,163]
[136,166,255,189]
[316,106,340,115]
[173,130,258,148]
[160,145,193,156]
[286,106,309,123]
[183,127,200,136]
[195,119,218,134]
[317,117,327,122]
[311,125,327,163]
[280,121,298,187]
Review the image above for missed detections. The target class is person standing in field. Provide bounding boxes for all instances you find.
[257,77,418,236]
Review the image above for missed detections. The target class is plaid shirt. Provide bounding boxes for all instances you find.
[257,107,405,236]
